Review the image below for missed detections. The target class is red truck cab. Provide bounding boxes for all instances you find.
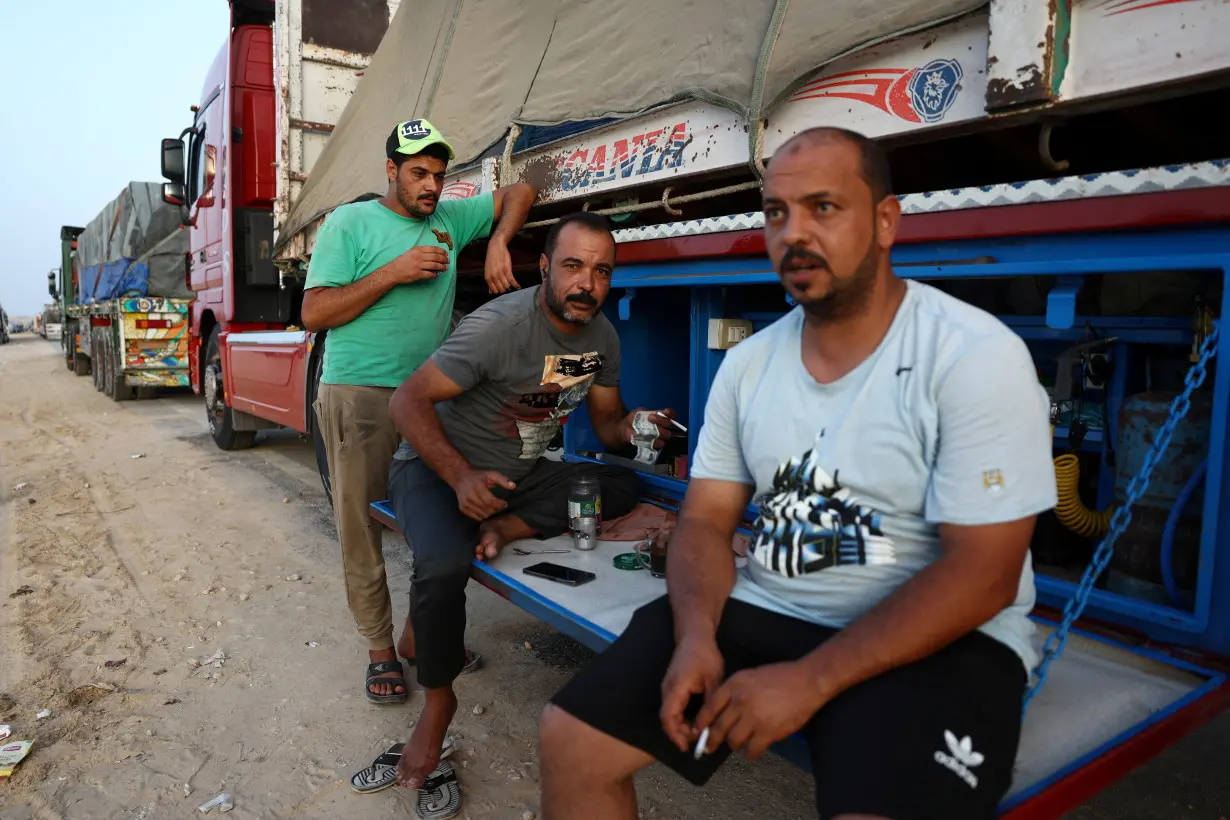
[161,1,312,452]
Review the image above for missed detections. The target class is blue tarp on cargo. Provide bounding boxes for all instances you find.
[75,182,186,303]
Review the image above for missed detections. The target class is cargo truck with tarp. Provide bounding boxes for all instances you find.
[217,1,1228,815]
[64,182,193,402]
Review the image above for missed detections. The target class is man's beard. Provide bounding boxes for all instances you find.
[780,240,879,322]
[396,179,437,218]
[543,278,599,325]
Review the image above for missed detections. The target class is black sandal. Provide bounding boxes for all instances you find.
[416,760,462,819]
[365,660,408,704]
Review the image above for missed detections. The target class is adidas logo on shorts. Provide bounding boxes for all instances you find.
[933,730,983,790]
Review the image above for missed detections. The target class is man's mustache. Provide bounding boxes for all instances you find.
[566,292,598,306]
[779,247,829,272]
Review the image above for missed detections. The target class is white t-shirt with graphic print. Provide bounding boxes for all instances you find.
[690,280,1057,671]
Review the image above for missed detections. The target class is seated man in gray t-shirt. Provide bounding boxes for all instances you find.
[539,129,1058,820]
[385,212,677,791]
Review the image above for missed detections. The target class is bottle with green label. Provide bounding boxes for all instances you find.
[568,475,601,551]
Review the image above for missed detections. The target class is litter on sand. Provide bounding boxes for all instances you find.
[12,483,27,492]
[0,725,11,742]
[0,741,34,778]
[197,792,234,813]
[130,453,145,459]
[36,710,52,720]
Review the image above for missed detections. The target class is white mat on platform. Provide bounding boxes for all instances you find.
[487,535,1209,798]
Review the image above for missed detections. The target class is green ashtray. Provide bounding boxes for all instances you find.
[613,552,644,571]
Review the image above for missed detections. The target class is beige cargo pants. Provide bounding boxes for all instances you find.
[314,383,401,651]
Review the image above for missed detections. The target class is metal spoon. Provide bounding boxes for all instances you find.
[512,547,572,555]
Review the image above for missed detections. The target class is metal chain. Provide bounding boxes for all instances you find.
[1023,325,1220,713]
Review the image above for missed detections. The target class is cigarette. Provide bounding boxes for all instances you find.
[693,727,710,760]
[655,412,687,434]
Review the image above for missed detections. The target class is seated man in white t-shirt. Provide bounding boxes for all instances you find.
[537,127,1057,820]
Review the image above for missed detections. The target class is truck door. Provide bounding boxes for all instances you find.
[187,92,226,307]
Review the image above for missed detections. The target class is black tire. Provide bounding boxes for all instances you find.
[308,336,333,508]
[63,321,74,370]
[92,329,104,392]
[203,326,256,451]
[107,331,135,402]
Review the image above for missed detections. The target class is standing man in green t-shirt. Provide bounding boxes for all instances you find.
[302,118,536,704]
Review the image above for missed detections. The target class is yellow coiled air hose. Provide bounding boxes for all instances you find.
[1053,452,1115,538]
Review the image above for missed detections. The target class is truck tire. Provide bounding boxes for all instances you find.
[63,321,74,370]
[308,336,333,508]
[203,327,256,451]
[107,332,135,402]
[92,329,104,392]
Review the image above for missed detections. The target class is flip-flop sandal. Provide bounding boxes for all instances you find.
[415,759,462,820]
[365,660,408,704]
[403,650,483,676]
[349,736,456,794]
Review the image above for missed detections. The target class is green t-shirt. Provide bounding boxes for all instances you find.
[305,194,495,387]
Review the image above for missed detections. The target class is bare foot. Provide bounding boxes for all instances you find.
[368,646,406,698]
[397,687,458,789]
[475,514,534,561]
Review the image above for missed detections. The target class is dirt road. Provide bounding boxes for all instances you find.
[1,333,1226,819]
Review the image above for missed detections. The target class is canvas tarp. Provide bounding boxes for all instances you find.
[281,0,985,248]
[76,183,186,303]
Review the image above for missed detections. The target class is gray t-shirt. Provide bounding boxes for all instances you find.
[691,280,1057,671]
[395,286,621,481]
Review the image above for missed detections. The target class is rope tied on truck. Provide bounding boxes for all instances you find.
[1025,324,1221,713]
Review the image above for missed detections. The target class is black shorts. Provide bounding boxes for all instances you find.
[550,596,1026,820]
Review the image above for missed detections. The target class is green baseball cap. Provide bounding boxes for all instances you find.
[386,118,455,161]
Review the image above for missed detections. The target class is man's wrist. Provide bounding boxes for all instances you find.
[439,459,472,489]
[673,613,720,650]
[796,641,857,704]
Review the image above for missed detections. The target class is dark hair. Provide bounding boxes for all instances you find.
[543,212,615,262]
[777,127,893,203]
[385,127,451,168]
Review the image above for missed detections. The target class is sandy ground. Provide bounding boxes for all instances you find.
[0,332,1227,819]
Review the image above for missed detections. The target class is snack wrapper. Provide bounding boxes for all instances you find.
[0,740,34,778]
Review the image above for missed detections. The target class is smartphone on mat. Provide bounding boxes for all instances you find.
[523,562,596,587]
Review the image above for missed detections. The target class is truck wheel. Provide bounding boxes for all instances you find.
[308,337,333,508]
[92,329,104,392]
[63,322,74,370]
[203,327,256,451]
[107,333,135,402]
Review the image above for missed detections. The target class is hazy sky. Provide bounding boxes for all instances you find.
[0,0,230,318]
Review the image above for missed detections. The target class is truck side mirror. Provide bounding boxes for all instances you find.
[47,270,58,299]
[163,182,187,207]
[161,138,185,182]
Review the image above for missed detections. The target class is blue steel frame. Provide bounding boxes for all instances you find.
[562,226,1230,656]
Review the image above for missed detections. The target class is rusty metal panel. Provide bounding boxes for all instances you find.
[273,0,394,245]
[985,0,1071,111]
[1061,0,1230,103]
[303,0,389,54]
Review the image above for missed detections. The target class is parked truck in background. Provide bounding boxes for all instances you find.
[56,226,86,372]
[156,0,392,477]
[39,303,62,341]
[61,183,193,401]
